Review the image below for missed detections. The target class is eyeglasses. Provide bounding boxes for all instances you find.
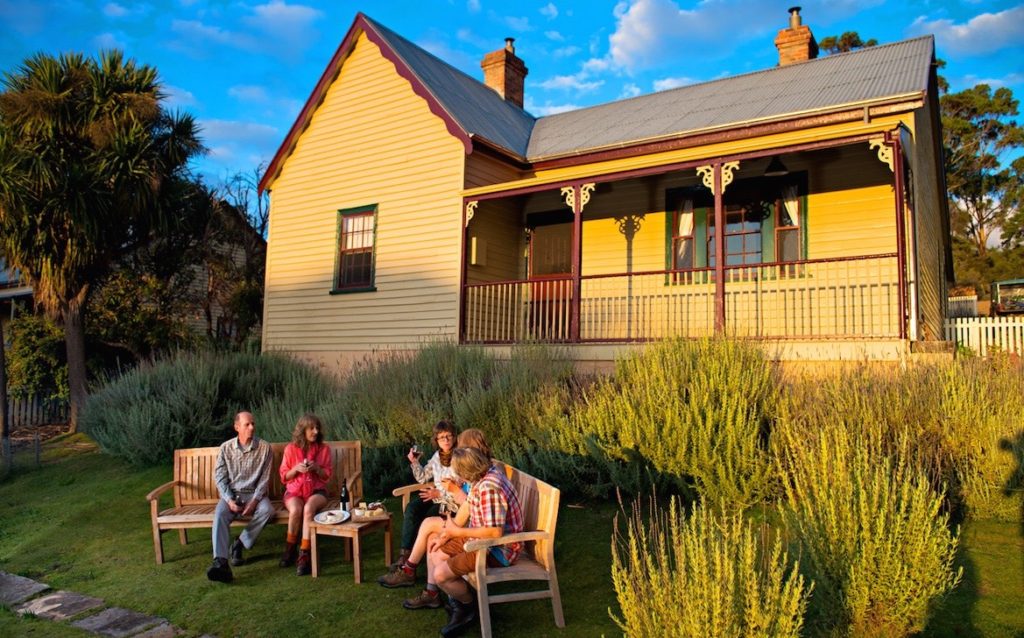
[436,435,454,442]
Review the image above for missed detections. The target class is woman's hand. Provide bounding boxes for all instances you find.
[295,460,310,474]
[407,449,420,463]
[419,487,441,501]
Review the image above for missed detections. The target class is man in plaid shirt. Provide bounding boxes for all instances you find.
[426,447,523,637]
[206,411,274,584]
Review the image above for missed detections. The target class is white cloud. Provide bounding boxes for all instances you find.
[958,72,1024,89]
[539,3,558,19]
[605,0,778,73]
[619,83,642,98]
[553,45,580,58]
[524,97,581,116]
[652,76,695,91]
[504,16,532,31]
[544,30,564,41]
[908,6,1024,56]
[467,0,481,12]
[199,119,279,154]
[93,32,127,50]
[538,73,603,92]
[163,84,197,107]
[104,2,128,17]
[228,85,270,102]
[242,1,323,53]
[171,19,259,52]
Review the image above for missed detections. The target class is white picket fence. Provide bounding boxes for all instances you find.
[945,316,1024,356]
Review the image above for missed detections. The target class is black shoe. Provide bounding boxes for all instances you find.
[230,538,245,566]
[440,598,478,637]
[206,557,233,583]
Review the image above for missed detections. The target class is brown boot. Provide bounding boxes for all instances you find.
[378,563,416,588]
[296,550,311,576]
[388,548,412,571]
[279,543,298,568]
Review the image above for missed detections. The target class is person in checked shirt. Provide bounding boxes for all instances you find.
[206,411,274,583]
[427,447,523,637]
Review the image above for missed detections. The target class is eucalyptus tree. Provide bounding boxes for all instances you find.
[0,50,204,431]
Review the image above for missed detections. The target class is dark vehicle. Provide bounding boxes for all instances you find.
[991,278,1024,316]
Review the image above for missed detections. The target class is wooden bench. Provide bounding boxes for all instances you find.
[463,466,565,638]
[145,440,362,565]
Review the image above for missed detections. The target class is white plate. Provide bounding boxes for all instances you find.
[314,509,351,525]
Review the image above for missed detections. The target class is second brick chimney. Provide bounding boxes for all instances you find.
[774,6,818,66]
[481,38,528,108]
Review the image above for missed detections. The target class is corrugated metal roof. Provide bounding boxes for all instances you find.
[527,36,934,160]
[364,16,536,157]
[364,15,932,162]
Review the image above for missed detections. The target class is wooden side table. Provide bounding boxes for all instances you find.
[309,514,392,583]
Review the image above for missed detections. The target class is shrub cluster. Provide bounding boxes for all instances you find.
[775,424,961,636]
[611,497,809,638]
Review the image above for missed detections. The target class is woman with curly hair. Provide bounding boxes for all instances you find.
[278,413,332,575]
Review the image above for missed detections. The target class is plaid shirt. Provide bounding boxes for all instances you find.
[214,436,273,502]
[468,465,524,565]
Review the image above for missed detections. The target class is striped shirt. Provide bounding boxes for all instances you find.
[468,465,524,565]
[214,436,273,502]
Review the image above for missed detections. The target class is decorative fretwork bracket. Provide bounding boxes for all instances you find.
[695,161,740,195]
[560,183,597,212]
[869,139,894,172]
[465,201,478,227]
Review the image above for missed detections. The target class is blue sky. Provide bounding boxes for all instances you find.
[1,0,1022,186]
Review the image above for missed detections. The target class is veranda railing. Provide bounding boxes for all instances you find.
[462,253,900,344]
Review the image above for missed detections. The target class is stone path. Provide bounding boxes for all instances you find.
[0,571,210,637]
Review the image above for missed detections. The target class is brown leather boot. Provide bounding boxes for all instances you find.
[388,548,412,571]
[279,543,298,567]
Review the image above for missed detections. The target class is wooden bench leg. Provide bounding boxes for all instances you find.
[549,567,566,627]
[477,582,493,638]
[153,527,165,565]
[383,519,392,566]
[178,529,188,546]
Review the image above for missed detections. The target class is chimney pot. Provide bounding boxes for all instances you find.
[788,6,802,28]
[505,37,515,53]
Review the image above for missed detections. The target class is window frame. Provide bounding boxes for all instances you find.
[331,204,378,294]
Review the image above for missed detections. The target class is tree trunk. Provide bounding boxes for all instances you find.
[64,304,88,434]
[0,319,10,463]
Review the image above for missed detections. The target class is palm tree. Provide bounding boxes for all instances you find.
[0,50,204,432]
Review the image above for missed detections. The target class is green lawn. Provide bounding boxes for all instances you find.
[0,438,617,637]
[0,438,1021,637]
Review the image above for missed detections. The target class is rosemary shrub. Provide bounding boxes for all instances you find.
[777,425,962,637]
[611,497,809,638]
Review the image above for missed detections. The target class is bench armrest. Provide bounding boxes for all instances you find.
[464,530,549,552]
[392,483,422,510]
[145,480,180,503]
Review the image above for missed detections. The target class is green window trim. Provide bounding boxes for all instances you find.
[665,173,809,279]
[332,203,378,293]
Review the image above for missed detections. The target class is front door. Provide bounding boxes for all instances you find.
[528,214,573,340]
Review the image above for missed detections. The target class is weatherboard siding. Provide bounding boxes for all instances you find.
[909,103,948,340]
[263,32,465,354]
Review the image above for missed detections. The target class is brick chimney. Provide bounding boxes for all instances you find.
[481,38,528,108]
[774,6,818,66]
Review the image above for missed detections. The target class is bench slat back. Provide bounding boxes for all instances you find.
[507,466,560,571]
[174,447,221,505]
[328,441,363,505]
[171,441,361,507]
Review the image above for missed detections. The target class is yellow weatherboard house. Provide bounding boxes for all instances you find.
[259,9,952,372]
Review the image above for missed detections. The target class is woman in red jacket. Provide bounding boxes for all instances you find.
[278,413,332,575]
